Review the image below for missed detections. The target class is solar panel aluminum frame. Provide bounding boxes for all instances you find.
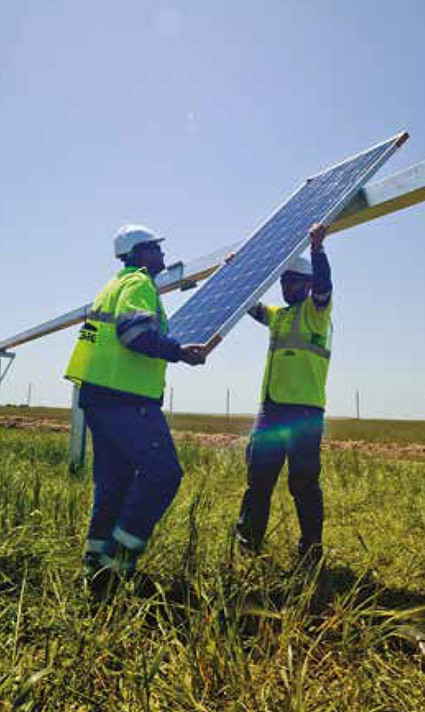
[196,130,408,353]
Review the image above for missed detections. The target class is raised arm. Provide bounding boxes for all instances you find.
[309,223,332,309]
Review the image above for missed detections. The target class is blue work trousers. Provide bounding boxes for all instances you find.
[84,404,183,557]
[236,402,324,551]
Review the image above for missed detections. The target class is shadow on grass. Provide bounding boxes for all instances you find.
[0,551,44,594]
[2,548,423,659]
[330,563,425,609]
[129,556,425,658]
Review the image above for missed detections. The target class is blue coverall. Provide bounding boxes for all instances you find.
[80,315,184,576]
[236,248,332,557]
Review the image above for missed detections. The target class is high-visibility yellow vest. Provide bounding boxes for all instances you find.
[261,297,332,408]
[65,267,168,399]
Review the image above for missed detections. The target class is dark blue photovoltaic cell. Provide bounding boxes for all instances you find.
[168,136,401,346]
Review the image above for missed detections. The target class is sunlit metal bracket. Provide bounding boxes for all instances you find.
[329,160,425,234]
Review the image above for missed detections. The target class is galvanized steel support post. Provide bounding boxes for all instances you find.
[69,385,87,473]
[0,351,15,389]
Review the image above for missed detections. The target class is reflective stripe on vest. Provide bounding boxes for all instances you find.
[87,300,165,331]
[268,305,331,360]
[65,269,168,399]
[87,310,115,324]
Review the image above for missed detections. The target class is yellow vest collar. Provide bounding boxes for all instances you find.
[117,266,147,278]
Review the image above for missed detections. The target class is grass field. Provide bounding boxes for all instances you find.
[0,416,424,710]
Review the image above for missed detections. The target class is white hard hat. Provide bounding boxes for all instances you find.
[283,255,312,277]
[114,224,164,258]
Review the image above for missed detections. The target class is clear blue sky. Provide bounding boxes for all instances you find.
[1,0,424,419]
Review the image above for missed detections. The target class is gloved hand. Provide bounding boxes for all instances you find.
[179,344,206,365]
[309,223,328,251]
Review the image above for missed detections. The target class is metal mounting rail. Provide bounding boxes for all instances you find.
[328,159,425,234]
[1,159,424,472]
[1,160,424,355]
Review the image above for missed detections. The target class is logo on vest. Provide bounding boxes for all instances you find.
[78,322,98,344]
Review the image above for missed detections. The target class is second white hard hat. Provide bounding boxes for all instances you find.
[114,224,164,258]
[283,255,312,277]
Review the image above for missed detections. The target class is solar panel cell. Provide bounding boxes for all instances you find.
[168,132,408,349]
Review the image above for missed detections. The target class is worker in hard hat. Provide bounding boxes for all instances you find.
[235,222,332,568]
[65,225,206,596]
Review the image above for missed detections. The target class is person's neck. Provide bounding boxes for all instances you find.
[123,259,155,277]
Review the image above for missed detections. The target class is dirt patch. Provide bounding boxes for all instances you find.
[0,415,69,433]
[1,416,424,461]
[173,431,425,461]
[173,430,244,449]
[323,438,425,461]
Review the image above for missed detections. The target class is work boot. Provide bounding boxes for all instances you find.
[83,547,130,600]
[234,525,261,554]
[83,563,122,602]
[131,571,157,599]
[297,541,324,574]
[293,542,331,611]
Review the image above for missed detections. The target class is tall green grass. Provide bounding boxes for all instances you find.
[0,426,424,710]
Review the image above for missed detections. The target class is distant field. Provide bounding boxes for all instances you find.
[1,405,424,444]
[324,417,425,445]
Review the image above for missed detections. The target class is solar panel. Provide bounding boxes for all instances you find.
[174,131,406,349]
[168,132,408,350]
